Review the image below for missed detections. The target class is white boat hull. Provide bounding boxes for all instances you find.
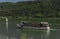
[17,26,50,30]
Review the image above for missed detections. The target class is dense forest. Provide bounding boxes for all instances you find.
[0,0,60,18]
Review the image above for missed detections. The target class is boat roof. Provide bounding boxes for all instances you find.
[40,22,49,24]
[20,21,31,23]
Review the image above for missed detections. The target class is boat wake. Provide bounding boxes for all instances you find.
[49,29,60,30]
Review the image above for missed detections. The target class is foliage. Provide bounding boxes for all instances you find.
[0,0,60,18]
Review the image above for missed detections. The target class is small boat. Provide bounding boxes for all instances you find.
[16,21,50,30]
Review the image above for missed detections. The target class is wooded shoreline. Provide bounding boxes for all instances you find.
[0,0,60,18]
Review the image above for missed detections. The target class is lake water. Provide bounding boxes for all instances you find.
[0,21,60,39]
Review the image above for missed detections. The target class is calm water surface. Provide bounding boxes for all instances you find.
[0,21,60,39]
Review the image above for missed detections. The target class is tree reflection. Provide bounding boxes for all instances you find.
[8,29,50,39]
[20,29,50,39]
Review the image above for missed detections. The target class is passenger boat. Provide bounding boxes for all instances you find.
[16,21,50,30]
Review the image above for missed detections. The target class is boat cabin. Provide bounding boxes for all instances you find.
[40,22,49,27]
[16,21,49,28]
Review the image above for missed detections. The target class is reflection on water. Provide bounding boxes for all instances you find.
[0,21,60,39]
[7,28,50,39]
[15,29,50,39]
[0,20,52,39]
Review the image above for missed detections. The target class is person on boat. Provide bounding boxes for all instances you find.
[20,22,24,28]
[40,23,43,27]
